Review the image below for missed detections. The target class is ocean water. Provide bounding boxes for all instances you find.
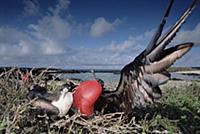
[64,73,120,83]
[63,72,200,84]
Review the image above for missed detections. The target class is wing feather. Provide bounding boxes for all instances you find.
[31,98,59,115]
[143,71,170,87]
[144,43,193,73]
[146,0,197,62]
[98,1,196,114]
[144,0,174,55]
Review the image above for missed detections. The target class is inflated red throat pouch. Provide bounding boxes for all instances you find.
[73,80,102,117]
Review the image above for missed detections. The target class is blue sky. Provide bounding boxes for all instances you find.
[0,0,200,69]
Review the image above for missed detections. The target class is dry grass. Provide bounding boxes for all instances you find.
[0,68,200,133]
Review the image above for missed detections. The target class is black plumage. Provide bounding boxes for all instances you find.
[96,0,197,114]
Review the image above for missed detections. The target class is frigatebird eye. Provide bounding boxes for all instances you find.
[61,82,76,92]
[62,87,69,93]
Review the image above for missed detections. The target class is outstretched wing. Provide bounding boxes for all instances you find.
[31,98,60,115]
[100,0,197,113]
[27,84,60,101]
[27,85,60,115]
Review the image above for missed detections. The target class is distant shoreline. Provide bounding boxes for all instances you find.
[175,70,200,75]
[0,66,200,74]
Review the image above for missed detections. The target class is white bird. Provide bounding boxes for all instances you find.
[27,82,75,116]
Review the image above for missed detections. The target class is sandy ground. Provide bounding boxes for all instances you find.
[176,70,200,75]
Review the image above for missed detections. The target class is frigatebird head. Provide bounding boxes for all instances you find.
[60,81,76,92]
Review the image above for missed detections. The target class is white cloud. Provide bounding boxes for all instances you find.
[1,0,127,68]
[90,17,122,37]
[41,40,65,55]
[49,0,70,15]
[25,0,72,55]
[29,15,71,41]
[0,0,72,59]
[0,27,29,45]
[176,47,200,67]
[23,0,40,16]
[170,23,200,66]
[0,0,76,67]
[173,22,200,45]
[103,30,153,54]
[0,22,157,68]
[0,0,199,68]
[28,15,72,55]
[0,27,35,56]
[67,31,153,68]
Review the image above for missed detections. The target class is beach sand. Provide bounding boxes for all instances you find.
[176,70,200,75]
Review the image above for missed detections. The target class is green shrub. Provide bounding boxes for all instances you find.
[0,68,200,133]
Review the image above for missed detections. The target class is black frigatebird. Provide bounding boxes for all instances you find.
[96,0,198,113]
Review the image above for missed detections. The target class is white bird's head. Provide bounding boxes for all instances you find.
[51,82,76,116]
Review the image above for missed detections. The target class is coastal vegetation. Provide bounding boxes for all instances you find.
[0,68,200,133]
